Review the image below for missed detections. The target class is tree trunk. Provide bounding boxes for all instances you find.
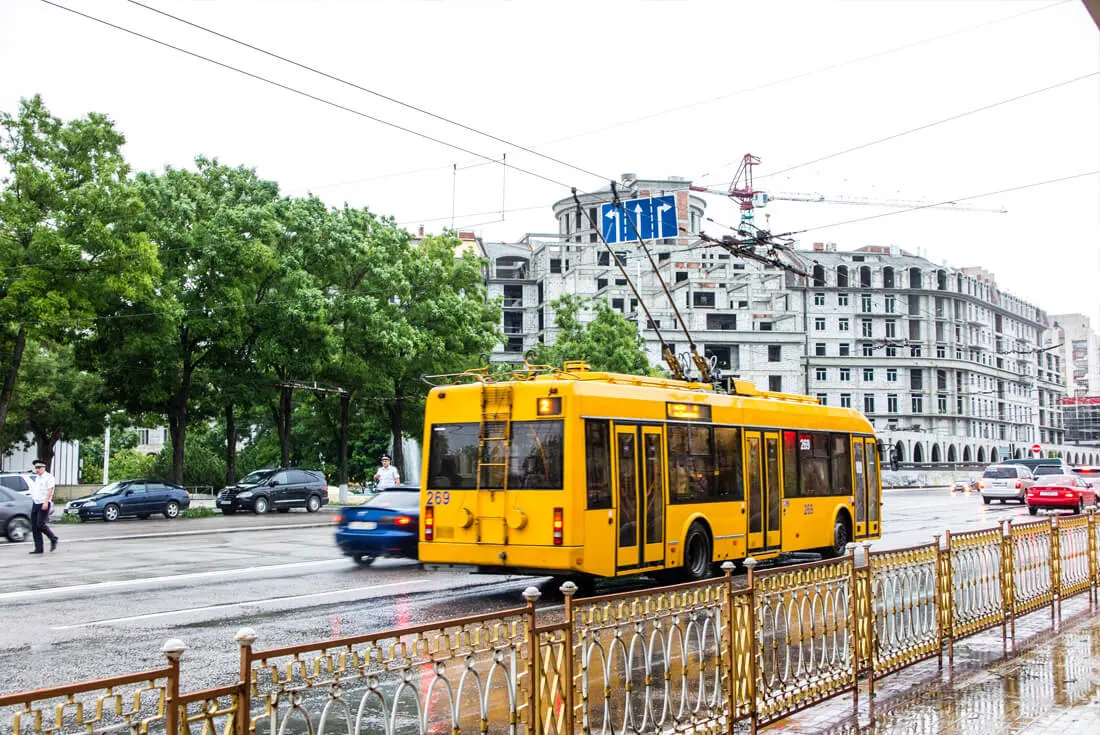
[339,392,349,486]
[168,370,192,485]
[0,328,27,442]
[32,426,58,470]
[225,403,237,486]
[273,385,293,466]
[391,389,405,481]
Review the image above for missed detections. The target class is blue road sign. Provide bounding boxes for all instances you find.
[599,195,677,244]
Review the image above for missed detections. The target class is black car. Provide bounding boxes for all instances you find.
[64,479,191,522]
[217,468,328,514]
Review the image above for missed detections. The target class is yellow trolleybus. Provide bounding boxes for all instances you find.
[418,361,881,582]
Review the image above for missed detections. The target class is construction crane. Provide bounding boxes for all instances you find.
[689,153,1008,222]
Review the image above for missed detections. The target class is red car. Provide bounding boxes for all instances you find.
[1025,474,1098,515]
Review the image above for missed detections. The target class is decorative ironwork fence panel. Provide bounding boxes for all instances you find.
[533,624,570,735]
[0,668,172,735]
[1057,515,1092,600]
[176,686,239,735]
[1009,520,1055,618]
[245,608,530,735]
[948,527,1004,638]
[752,558,854,725]
[726,588,754,723]
[852,563,873,673]
[569,580,728,735]
[868,543,940,677]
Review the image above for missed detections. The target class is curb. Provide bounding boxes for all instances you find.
[24,522,335,545]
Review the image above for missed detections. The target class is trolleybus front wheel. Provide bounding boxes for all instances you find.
[682,522,713,582]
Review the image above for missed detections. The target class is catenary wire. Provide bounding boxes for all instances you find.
[122,0,610,185]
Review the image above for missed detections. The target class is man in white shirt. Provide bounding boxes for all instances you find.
[28,459,59,554]
[373,455,401,490]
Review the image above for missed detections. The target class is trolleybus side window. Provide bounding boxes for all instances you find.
[428,423,483,490]
[668,424,714,503]
[781,430,854,497]
[508,421,564,489]
[715,426,744,501]
[585,420,613,509]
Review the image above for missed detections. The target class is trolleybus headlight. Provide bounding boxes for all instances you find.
[553,507,563,546]
[425,506,434,541]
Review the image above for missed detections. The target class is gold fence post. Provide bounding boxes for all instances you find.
[933,534,943,670]
[560,581,578,735]
[721,561,736,735]
[944,529,954,666]
[861,541,874,703]
[743,556,759,735]
[234,628,258,735]
[1089,510,1098,605]
[162,639,186,735]
[845,542,859,717]
[1000,520,1010,645]
[523,586,542,735]
[1051,516,1061,622]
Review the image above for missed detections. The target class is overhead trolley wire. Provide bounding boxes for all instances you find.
[121,0,610,186]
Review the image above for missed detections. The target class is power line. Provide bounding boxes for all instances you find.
[38,0,576,192]
[774,170,1100,238]
[121,0,609,185]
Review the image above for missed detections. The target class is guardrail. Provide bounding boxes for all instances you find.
[2,513,1098,735]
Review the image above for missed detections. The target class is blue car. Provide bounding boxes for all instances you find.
[65,479,191,522]
[335,485,420,566]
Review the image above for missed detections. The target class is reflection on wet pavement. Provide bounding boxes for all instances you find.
[765,596,1100,733]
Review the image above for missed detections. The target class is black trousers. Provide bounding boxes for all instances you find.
[31,503,57,551]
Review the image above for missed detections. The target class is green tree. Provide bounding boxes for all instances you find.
[0,95,158,441]
[86,158,282,484]
[539,294,653,375]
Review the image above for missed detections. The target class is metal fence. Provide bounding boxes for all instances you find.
[3,513,1099,735]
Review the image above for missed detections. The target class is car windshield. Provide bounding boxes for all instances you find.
[1036,475,1076,487]
[983,467,1017,479]
[94,481,125,496]
[1032,465,1063,476]
[240,470,274,485]
[364,490,419,512]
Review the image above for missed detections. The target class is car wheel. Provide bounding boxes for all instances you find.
[276,508,291,514]
[103,504,120,522]
[999,499,1006,504]
[982,497,992,505]
[5,516,30,542]
[306,495,321,513]
[1077,499,1084,515]
[252,497,270,515]
[1028,506,1038,516]
[353,554,376,567]
[221,508,237,515]
[681,522,713,582]
[164,501,180,519]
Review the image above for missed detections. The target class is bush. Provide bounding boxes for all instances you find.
[181,507,215,519]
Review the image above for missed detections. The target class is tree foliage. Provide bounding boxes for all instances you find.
[538,295,653,375]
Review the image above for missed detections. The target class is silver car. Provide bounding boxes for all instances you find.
[0,485,33,542]
[978,464,1034,505]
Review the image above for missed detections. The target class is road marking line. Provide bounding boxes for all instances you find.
[0,559,347,601]
[39,522,333,544]
[50,580,429,629]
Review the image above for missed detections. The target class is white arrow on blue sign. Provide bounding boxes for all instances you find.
[599,195,677,244]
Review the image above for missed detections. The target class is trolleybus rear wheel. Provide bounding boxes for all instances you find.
[682,522,713,582]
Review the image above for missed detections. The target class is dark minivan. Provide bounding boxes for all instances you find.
[217,468,328,515]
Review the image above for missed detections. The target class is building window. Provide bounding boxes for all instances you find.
[839,368,851,382]
[815,342,826,356]
[758,322,774,331]
[837,267,849,288]
[887,368,897,382]
[814,293,825,306]
[861,319,873,337]
[550,258,561,274]
[598,251,610,266]
[911,394,924,413]
[693,291,716,308]
[839,318,850,332]
[612,298,624,311]
[596,278,607,290]
[861,294,872,313]
[910,369,923,390]
[706,314,737,330]
[816,393,828,405]
[816,367,827,380]
[840,393,852,408]
[768,345,781,362]
[885,320,896,338]
[885,294,896,313]
[815,318,826,331]
[910,344,922,357]
[769,375,782,392]
[838,292,849,306]
[839,343,851,356]
[615,278,627,286]
[675,271,688,283]
[938,394,948,414]
[887,394,898,413]
[864,394,875,413]
[863,368,874,381]
[862,343,874,357]
[936,344,946,358]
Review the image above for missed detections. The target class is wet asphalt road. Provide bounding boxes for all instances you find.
[0,488,1038,694]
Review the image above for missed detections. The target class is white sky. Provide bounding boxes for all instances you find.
[3,0,1098,321]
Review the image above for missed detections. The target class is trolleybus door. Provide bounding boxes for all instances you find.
[866,439,881,537]
[852,438,867,538]
[746,430,782,553]
[613,424,666,570]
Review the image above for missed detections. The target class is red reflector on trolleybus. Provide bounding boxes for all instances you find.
[424,506,434,541]
[553,508,563,546]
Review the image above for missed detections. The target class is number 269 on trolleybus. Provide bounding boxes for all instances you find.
[418,361,881,585]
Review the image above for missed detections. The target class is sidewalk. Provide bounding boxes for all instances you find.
[766,595,1100,734]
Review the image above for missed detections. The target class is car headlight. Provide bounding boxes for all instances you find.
[237,491,253,499]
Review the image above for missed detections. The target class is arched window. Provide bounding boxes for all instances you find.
[894,441,906,463]
[883,267,895,289]
[963,446,972,462]
[913,443,925,462]
[977,447,986,463]
[936,270,947,290]
[931,444,941,462]
[812,265,826,287]
[860,266,872,288]
[837,265,849,287]
[990,447,1000,463]
[909,267,923,289]
[947,445,957,462]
